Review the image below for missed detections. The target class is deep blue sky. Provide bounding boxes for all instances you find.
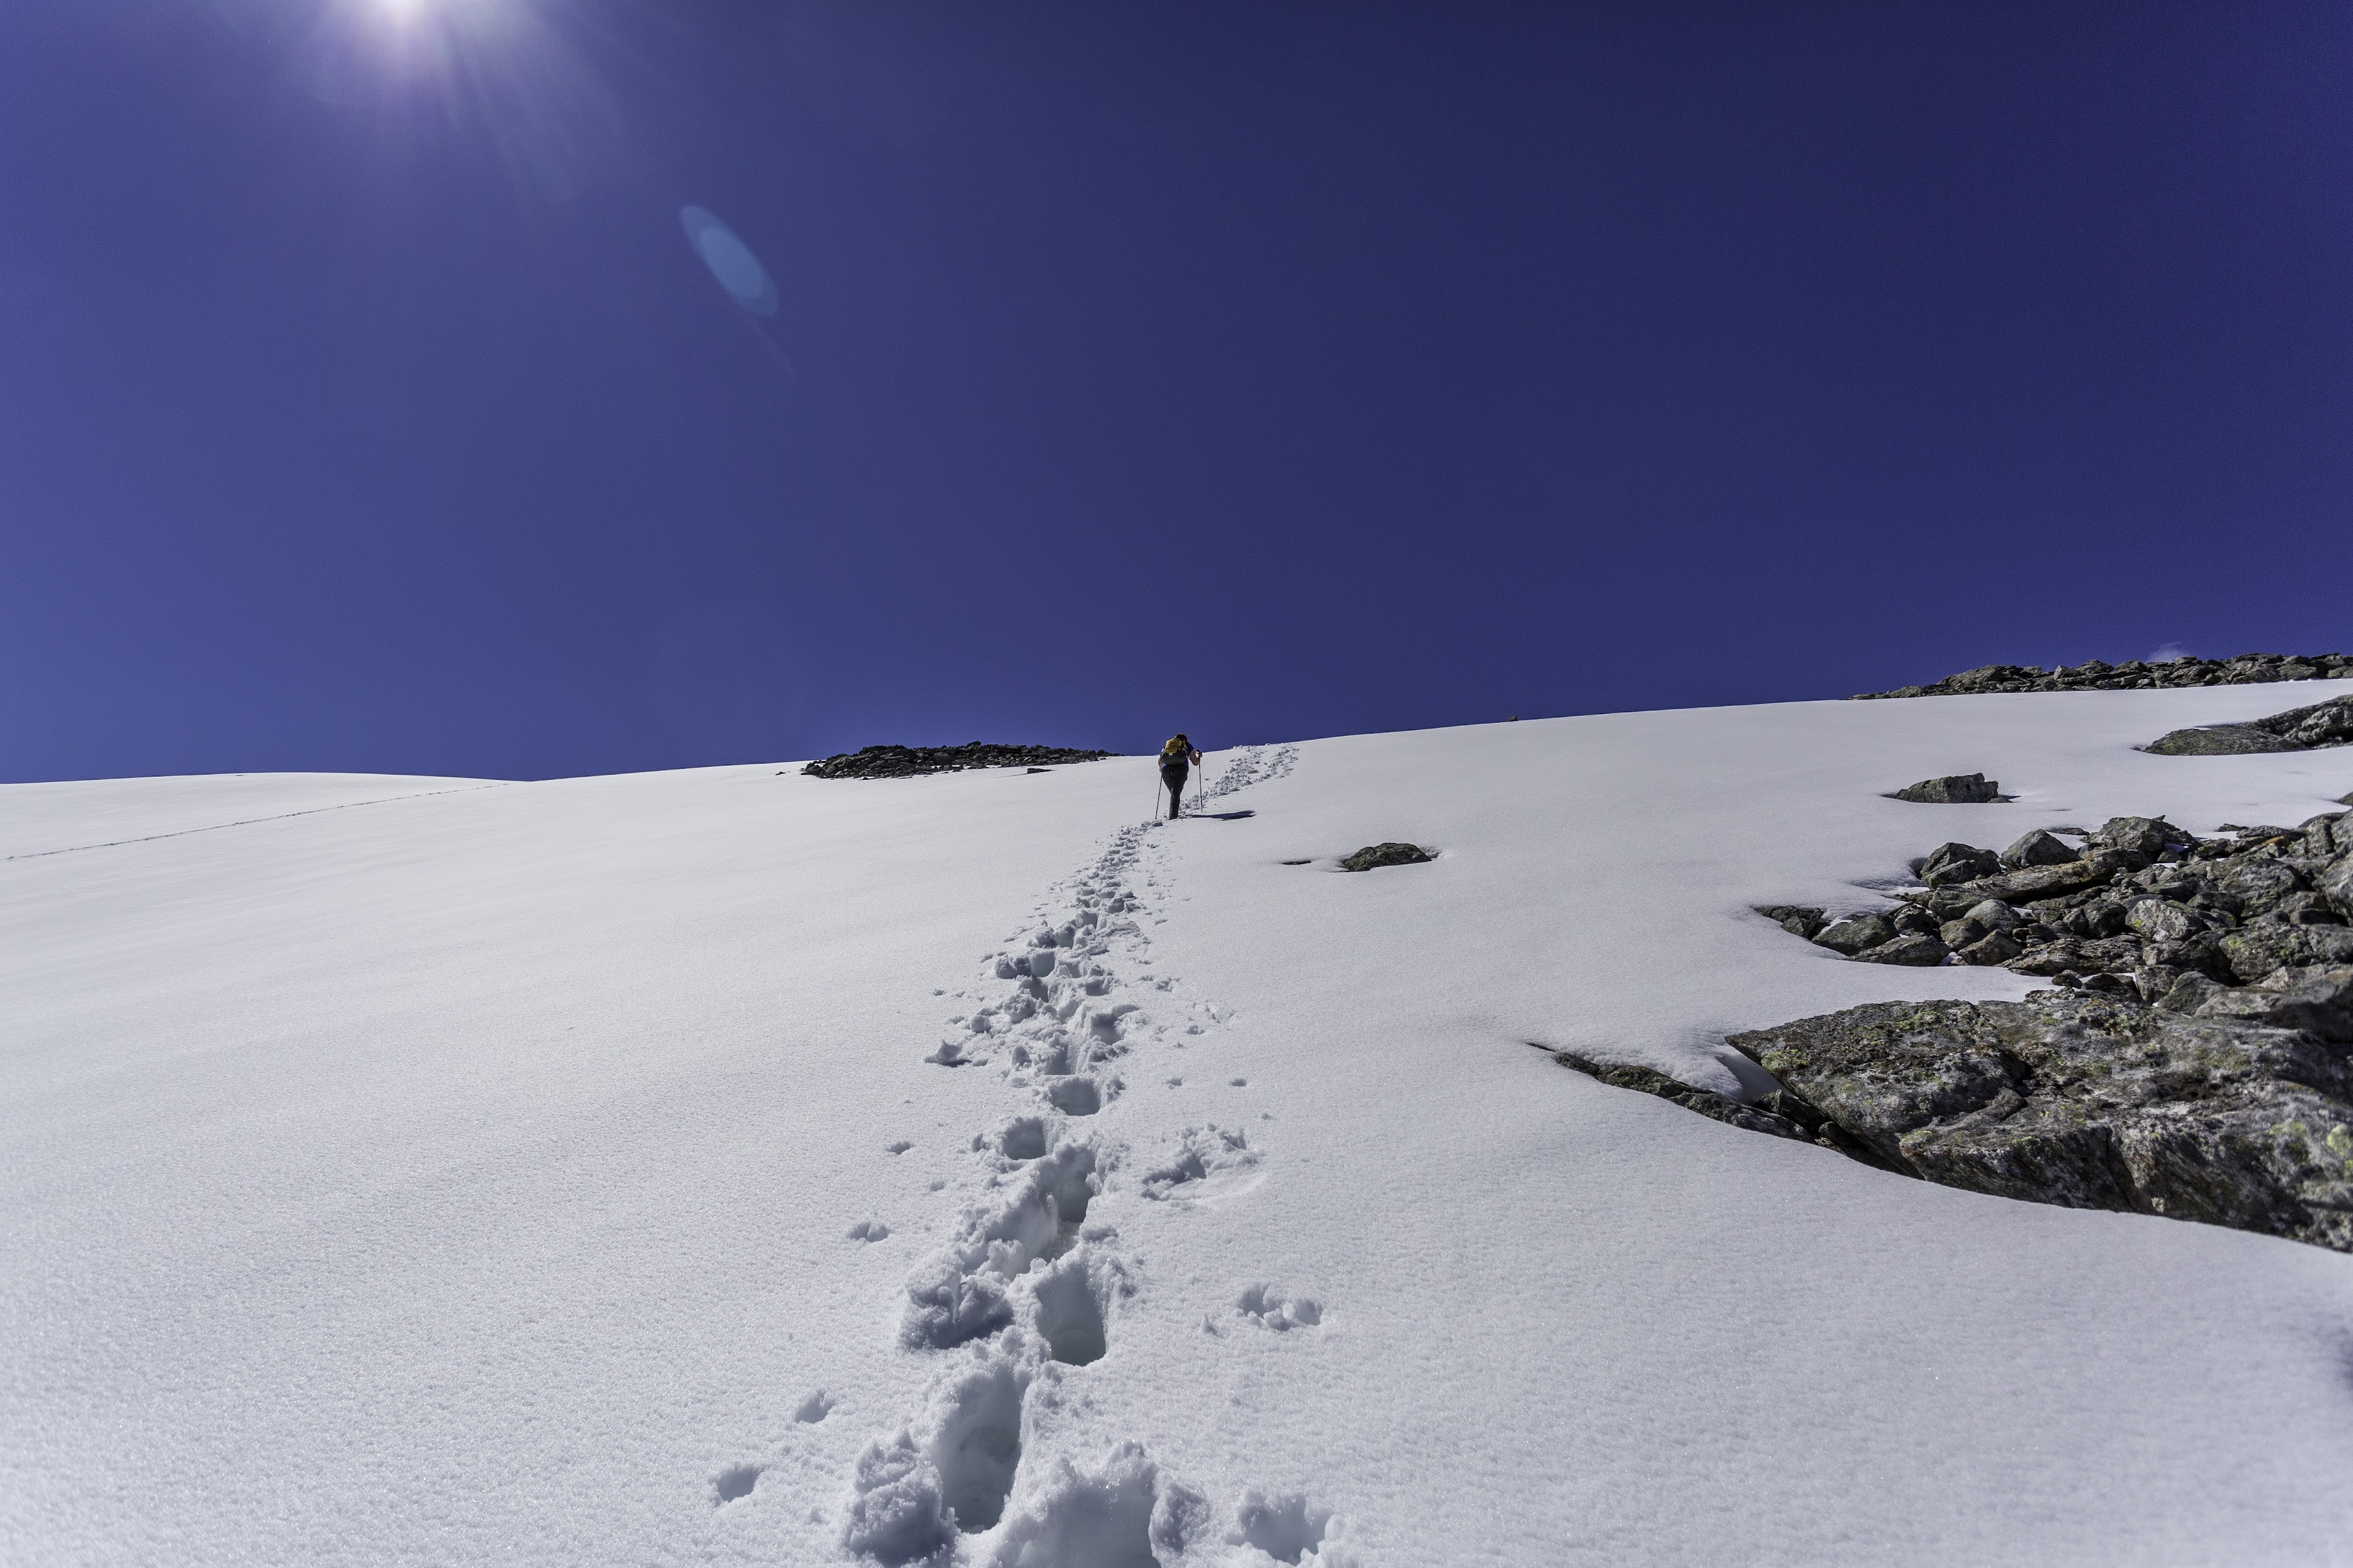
[3,1,2349,782]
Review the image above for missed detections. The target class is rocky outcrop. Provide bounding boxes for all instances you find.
[1340,842,1433,872]
[1891,773,2002,803]
[1659,807,2353,1250]
[1852,651,2353,700]
[1722,993,2353,1252]
[1758,811,2353,990]
[2146,693,2353,756]
[801,743,1115,779]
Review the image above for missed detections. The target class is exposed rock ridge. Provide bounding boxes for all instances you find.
[1622,808,2353,1251]
[802,742,1115,779]
[2145,692,2353,756]
[1851,651,2352,700]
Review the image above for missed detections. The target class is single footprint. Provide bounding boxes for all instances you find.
[1229,1078,1248,1088]
[886,1140,915,1155]
[1230,1489,1332,1563]
[1236,1284,1321,1331]
[794,1389,835,1423]
[712,1463,761,1505]
[847,1219,891,1242]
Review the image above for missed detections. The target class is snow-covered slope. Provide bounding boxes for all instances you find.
[5,684,2352,1566]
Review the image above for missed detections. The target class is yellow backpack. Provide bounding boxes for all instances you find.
[1160,737,1191,764]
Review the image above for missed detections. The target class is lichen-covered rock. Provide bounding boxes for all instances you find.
[1893,773,2001,803]
[2213,923,2353,984]
[1339,842,1433,872]
[1726,994,2353,1251]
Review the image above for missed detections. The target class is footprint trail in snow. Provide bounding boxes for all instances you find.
[834,746,1349,1566]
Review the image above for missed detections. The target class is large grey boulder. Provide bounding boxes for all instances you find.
[1726,994,2353,1251]
[1919,842,2001,886]
[2087,815,2192,861]
[1892,773,2001,803]
[2145,724,2302,756]
[2300,813,2352,859]
[2147,694,2353,757]
[1945,852,2133,905]
[2001,829,2079,869]
[1812,912,1896,956]
[1853,933,1951,966]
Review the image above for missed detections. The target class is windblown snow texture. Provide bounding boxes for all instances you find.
[5,688,2353,1564]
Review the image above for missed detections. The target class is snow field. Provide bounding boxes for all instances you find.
[5,680,2353,1565]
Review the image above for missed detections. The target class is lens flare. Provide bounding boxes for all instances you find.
[681,207,779,318]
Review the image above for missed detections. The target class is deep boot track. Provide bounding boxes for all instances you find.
[819,745,1347,1565]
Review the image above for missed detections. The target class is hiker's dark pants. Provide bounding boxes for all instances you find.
[1162,764,1188,816]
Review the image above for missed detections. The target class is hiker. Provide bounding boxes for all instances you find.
[1159,733,1202,818]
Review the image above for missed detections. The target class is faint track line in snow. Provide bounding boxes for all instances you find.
[1,782,513,862]
[826,743,1351,1565]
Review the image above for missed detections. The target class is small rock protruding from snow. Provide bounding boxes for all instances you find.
[1891,773,2002,803]
[1338,842,1433,872]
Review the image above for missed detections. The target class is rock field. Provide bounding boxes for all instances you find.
[1711,806,2353,1249]
[800,743,1115,780]
[1852,650,2352,699]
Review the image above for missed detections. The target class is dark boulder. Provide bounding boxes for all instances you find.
[1955,931,2024,966]
[1340,842,1433,872]
[1892,773,2002,804]
[1813,912,1897,956]
[1946,853,2134,905]
[2087,816,2192,862]
[1854,933,1951,966]
[2001,829,2079,869]
[2300,813,2352,859]
[1920,842,2001,886]
[1755,905,1828,940]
